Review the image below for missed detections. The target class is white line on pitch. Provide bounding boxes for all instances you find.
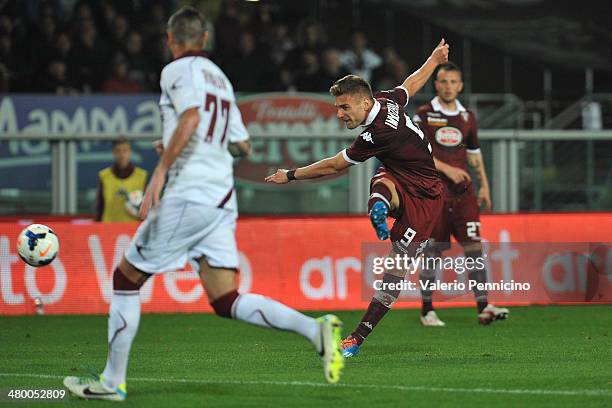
[0,373,609,397]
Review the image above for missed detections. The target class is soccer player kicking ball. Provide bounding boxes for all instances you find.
[63,7,344,401]
[266,40,450,358]
[413,62,509,326]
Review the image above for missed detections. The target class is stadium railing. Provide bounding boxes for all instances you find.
[2,129,611,215]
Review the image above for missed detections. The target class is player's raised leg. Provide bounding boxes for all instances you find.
[199,259,344,383]
[368,177,400,240]
[64,258,148,401]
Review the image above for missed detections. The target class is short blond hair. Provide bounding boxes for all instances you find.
[168,6,206,45]
[329,75,372,98]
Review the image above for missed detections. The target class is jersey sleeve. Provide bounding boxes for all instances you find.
[343,130,389,164]
[162,63,202,116]
[228,102,249,142]
[465,112,480,153]
[374,86,409,107]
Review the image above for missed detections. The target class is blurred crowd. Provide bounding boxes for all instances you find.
[0,0,411,94]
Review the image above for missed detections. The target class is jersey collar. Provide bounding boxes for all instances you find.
[431,96,466,116]
[361,100,381,127]
[111,162,135,179]
[175,50,208,60]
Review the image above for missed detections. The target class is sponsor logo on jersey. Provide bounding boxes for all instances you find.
[426,112,442,117]
[435,126,463,147]
[427,116,448,127]
[361,131,374,144]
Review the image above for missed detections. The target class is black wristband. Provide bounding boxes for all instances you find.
[287,169,297,181]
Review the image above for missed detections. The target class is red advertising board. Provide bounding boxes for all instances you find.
[0,213,610,315]
[234,94,349,184]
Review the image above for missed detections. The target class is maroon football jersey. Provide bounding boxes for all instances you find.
[414,96,479,196]
[343,87,443,199]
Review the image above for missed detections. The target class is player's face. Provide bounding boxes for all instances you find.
[435,70,463,103]
[334,93,369,129]
[112,143,132,169]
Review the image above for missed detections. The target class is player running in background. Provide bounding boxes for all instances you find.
[63,7,344,401]
[413,62,509,326]
[266,40,449,357]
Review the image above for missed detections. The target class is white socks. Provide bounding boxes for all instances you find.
[232,293,322,353]
[101,292,141,389]
[100,291,322,389]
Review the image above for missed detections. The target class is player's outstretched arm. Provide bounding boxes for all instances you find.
[139,107,200,218]
[402,39,449,97]
[467,152,492,211]
[265,152,352,184]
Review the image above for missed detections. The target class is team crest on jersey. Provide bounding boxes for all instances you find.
[461,112,469,122]
[427,116,448,127]
[435,126,463,147]
[361,131,374,144]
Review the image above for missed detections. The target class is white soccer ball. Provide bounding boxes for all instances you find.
[124,190,144,217]
[16,224,60,267]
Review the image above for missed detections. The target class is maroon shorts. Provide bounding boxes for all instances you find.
[371,168,443,258]
[429,187,481,251]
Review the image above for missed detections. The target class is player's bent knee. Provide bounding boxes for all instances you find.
[118,257,150,285]
[372,178,394,189]
[374,290,397,308]
[372,178,400,208]
[113,263,150,291]
[386,267,408,279]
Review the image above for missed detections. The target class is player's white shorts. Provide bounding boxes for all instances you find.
[124,196,238,274]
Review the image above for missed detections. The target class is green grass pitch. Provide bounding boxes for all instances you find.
[0,305,610,407]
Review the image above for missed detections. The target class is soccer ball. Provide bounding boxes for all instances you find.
[16,224,60,267]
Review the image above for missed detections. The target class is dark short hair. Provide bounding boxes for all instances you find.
[329,75,373,98]
[168,6,206,45]
[112,137,130,148]
[435,61,462,80]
